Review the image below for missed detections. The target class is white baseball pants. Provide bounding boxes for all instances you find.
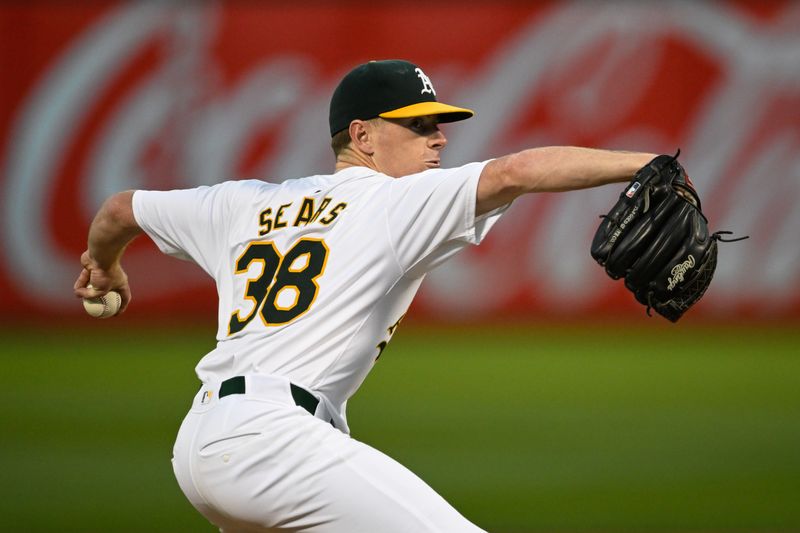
[171,374,485,532]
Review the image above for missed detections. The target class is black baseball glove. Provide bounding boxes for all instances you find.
[590,151,746,322]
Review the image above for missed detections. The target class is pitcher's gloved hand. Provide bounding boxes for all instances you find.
[591,151,747,322]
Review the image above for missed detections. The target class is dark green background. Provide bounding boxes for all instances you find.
[2,323,798,532]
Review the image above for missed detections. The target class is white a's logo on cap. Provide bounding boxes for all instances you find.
[415,67,436,96]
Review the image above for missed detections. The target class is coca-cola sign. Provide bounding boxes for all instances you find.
[1,2,798,319]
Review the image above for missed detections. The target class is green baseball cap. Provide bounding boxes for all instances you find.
[328,59,474,137]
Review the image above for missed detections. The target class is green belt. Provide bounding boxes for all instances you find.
[218,376,320,416]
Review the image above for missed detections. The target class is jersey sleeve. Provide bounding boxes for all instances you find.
[132,182,239,275]
[385,161,508,275]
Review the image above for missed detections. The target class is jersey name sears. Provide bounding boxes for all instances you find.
[132,161,505,432]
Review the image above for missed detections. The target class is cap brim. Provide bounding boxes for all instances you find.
[379,101,474,123]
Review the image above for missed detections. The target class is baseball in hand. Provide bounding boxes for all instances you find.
[83,286,122,318]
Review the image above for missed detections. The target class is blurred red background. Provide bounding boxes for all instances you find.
[2,0,798,322]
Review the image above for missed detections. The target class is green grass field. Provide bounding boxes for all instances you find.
[1,322,798,532]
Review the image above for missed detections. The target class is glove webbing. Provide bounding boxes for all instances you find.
[642,230,749,317]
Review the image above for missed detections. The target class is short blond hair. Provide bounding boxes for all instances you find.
[330,128,351,157]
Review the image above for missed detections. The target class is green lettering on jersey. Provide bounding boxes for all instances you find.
[293,197,316,227]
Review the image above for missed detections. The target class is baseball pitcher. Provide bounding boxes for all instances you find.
[75,60,686,532]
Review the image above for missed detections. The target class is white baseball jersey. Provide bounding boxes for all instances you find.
[133,161,505,432]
